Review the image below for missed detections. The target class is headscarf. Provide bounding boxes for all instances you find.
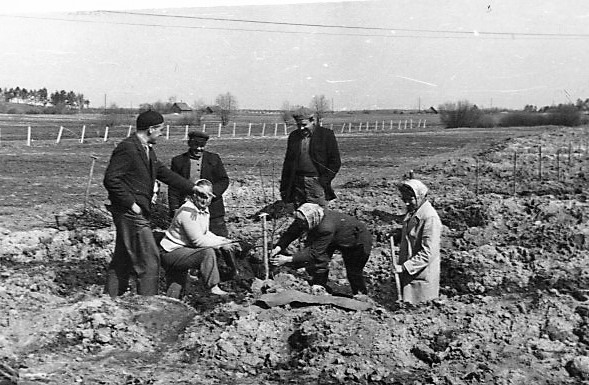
[398,179,429,213]
[295,203,325,230]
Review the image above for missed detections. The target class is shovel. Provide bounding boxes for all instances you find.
[390,236,403,303]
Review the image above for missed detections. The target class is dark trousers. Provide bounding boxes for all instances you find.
[160,246,220,299]
[293,175,327,208]
[342,246,370,295]
[209,216,228,237]
[105,208,160,297]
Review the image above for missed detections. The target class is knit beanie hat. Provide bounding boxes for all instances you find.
[137,110,164,130]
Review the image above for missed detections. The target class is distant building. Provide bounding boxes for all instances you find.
[171,102,192,114]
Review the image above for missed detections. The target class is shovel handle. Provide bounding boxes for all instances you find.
[390,236,403,302]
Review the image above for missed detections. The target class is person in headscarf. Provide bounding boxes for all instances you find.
[396,179,442,304]
[270,203,372,296]
[159,179,241,299]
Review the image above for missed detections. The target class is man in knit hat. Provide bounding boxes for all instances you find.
[103,109,201,298]
[396,179,442,304]
[270,203,372,296]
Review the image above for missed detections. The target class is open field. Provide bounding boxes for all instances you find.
[0,111,442,142]
[1,116,589,384]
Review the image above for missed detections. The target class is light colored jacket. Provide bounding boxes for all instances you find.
[160,200,229,252]
[398,200,442,304]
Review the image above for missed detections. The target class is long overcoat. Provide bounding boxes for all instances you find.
[398,200,442,304]
[280,125,341,203]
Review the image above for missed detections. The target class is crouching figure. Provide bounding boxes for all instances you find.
[159,179,241,298]
[270,203,372,296]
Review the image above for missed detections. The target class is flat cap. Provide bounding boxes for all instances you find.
[188,130,210,141]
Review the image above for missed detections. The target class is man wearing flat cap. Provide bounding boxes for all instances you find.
[280,112,341,208]
[103,109,200,297]
[168,130,230,237]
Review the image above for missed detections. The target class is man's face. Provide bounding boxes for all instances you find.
[188,138,207,156]
[300,118,313,130]
[147,124,164,144]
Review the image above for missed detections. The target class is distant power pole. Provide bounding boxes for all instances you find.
[418,97,421,112]
[331,97,334,112]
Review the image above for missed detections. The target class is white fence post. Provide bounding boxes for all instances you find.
[261,123,266,137]
[358,122,362,131]
[340,123,345,133]
[127,125,132,137]
[56,126,64,144]
[417,119,422,129]
[404,120,408,130]
[80,125,86,143]
[184,125,189,140]
[233,122,236,137]
[27,126,31,146]
[375,121,379,130]
[398,121,401,130]
[423,119,427,129]
[248,123,252,137]
[410,119,413,129]
[202,124,206,133]
[349,123,352,133]
[166,124,169,140]
[103,126,109,142]
[284,123,287,136]
[390,120,393,130]
[218,123,222,138]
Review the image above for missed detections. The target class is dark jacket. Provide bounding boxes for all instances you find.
[168,151,229,219]
[276,210,372,273]
[103,134,193,215]
[280,125,341,202]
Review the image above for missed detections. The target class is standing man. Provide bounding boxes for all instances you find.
[168,131,230,237]
[280,113,341,208]
[103,110,198,298]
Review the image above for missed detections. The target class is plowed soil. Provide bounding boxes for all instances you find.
[1,124,588,384]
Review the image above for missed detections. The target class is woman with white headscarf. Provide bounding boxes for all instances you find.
[396,179,442,304]
[270,203,373,296]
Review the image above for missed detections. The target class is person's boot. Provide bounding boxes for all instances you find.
[310,271,331,294]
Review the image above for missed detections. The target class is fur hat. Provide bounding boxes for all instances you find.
[136,110,164,130]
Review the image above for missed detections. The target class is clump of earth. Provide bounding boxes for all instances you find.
[1,128,589,384]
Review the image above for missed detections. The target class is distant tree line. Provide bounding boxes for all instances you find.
[1,85,89,111]
[439,100,587,129]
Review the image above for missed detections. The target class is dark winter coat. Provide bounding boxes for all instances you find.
[103,134,193,216]
[280,125,341,203]
[167,151,229,220]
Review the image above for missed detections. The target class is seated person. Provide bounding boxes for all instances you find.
[270,203,372,296]
[159,179,241,299]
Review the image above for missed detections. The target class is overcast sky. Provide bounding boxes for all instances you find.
[1,0,588,110]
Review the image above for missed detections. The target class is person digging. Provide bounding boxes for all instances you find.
[269,203,373,297]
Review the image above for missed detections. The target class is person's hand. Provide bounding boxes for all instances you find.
[270,246,282,257]
[270,254,292,266]
[220,241,241,254]
[131,203,142,215]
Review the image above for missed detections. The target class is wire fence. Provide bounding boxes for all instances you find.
[0,118,435,145]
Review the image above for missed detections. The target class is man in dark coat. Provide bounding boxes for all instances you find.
[270,203,372,295]
[103,110,197,298]
[279,113,341,208]
[168,130,230,237]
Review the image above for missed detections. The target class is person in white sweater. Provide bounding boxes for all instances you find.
[160,179,241,298]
